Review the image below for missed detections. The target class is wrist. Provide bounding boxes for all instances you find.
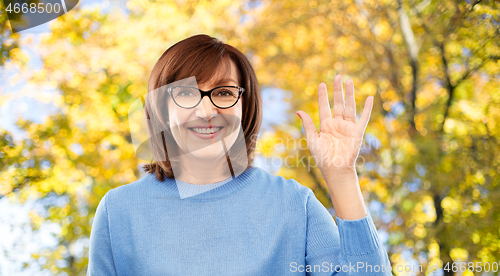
[321,166,357,179]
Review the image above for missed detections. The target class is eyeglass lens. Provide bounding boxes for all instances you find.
[171,87,240,108]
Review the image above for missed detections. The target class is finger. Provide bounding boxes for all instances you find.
[356,96,374,135]
[344,79,356,124]
[333,74,345,119]
[318,82,332,123]
[296,111,318,143]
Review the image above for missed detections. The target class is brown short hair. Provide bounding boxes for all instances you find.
[143,34,262,182]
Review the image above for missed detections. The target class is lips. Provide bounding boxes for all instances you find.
[187,126,224,140]
[189,127,222,134]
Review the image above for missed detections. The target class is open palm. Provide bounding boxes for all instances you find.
[296,75,374,178]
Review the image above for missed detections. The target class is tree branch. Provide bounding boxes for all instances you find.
[397,0,419,134]
[438,42,455,134]
[0,182,25,199]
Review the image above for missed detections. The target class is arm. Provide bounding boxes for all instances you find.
[324,168,367,220]
[296,75,392,275]
[304,189,392,276]
[87,192,118,276]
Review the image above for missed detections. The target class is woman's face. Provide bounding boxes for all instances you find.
[167,60,243,160]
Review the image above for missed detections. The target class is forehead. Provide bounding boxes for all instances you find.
[199,59,240,87]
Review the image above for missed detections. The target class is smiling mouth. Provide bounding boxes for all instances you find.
[188,127,223,134]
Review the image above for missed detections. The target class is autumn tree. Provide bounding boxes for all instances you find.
[0,0,22,66]
[1,0,499,275]
[1,0,249,274]
[240,0,500,275]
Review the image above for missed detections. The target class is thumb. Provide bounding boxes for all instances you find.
[356,96,374,136]
[296,110,318,143]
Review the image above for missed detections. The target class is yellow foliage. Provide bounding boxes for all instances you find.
[441,196,460,215]
[1,0,499,274]
[450,248,469,261]
[413,224,427,238]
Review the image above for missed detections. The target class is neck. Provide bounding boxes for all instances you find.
[173,152,233,185]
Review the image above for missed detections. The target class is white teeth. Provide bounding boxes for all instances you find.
[192,127,221,134]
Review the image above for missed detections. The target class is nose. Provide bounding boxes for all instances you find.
[195,95,218,120]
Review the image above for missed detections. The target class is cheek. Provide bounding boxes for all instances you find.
[222,105,242,124]
[167,101,190,126]
[238,106,243,123]
[233,102,243,119]
[166,102,175,126]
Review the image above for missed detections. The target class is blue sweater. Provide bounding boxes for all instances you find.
[87,166,392,275]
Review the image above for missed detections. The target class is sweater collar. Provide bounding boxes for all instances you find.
[148,166,259,201]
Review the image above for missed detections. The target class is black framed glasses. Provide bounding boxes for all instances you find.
[167,85,245,109]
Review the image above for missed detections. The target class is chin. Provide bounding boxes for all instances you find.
[188,142,226,160]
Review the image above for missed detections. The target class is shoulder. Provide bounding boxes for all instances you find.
[251,166,314,204]
[104,172,168,203]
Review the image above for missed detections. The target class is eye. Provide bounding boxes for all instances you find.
[214,88,237,97]
[178,90,192,96]
[173,87,197,97]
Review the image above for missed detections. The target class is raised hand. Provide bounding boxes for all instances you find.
[296,75,373,180]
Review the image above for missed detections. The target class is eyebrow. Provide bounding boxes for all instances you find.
[213,78,238,86]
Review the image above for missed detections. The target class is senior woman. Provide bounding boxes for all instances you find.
[87,34,392,275]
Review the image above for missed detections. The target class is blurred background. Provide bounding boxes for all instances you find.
[1,0,499,275]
